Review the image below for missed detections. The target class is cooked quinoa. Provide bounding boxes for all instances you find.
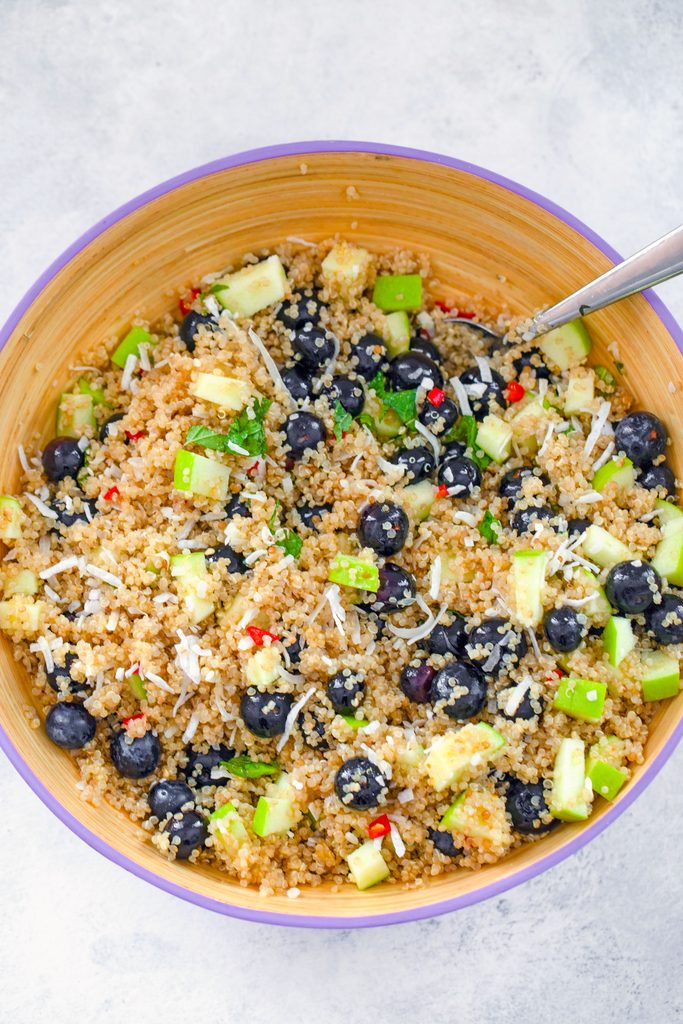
[1,238,681,896]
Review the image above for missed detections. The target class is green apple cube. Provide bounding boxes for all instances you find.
[641,649,680,701]
[191,373,253,410]
[56,391,96,437]
[651,518,683,586]
[173,449,230,500]
[586,758,627,801]
[592,456,635,494]
[550,736,593,821]
[347,840,390,890]
[210,801,248,844]
[476,414,512,463]
[564,373,594,414]
[78,377,107,405]
[0,595,44,632]
[0,496,23,541]
[396,734,425,770]
[383,310,412,356]
[602,615,636,667]
[511,549,548,627]
[328,553,379,592]
[111,326,154,369]
[655,499,683,525]
[509,395,550,455]
[580,524,634,568]
[253,774,300,836]
[553,676,607,722]
[128,673,148,700]
[362,393,403,439]
[170,552,207,578]
[539,319,592,371]
[424,722,505,792]
[372,274,423,312]
[339,713,371,730]
[321,243,372,290]
[4,569,38,596]
[213,255,287,318]
[401,480,435,523]
[439,787,507,844]
[572,567,612,621]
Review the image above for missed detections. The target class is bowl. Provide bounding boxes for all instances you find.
[1,141,682,928]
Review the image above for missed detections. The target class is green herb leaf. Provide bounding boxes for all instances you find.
[450,414,492,471]
[221,755,280,779]
[268,499,281,534]
[185,423,230,450]
[185,398,272,457]
[208,281,227,295]
[368,372,417,425]
[333,400,353,441]
[277,529,303,559]
[594,365,617,394]
[358,411,377,432]
[478,510,501,544]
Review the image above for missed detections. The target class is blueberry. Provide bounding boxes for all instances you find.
[615,411,667,467]
[148,779,194,818]
[51,497,98,528]
[225,493,251,518]
[418,396,458,436]
[365,562,416,614]
[46,652,85,694]
[511,504,558,535]
[387,352,443,392]
[568,516,591,537]
[458,366,507,420]
[498,466,548,508]
[639,463,676,496]
[99,413,124,443]
[281,361,316,402]
[283,634,305,667]
[240,689,293,737]
[206,543,247,573]
[605,560,661,614]
[327,669,365,712]
[180,311,216,352]
[505,779,555,834]
[441,440,467,459]
[292,324,336,368]
[165,811,208,859]
[357,501,409,556]
[321,375,365,417]
[428,828,462,858]
[277,290,323,330]
[424,615,467,656]
[110,729,161,779]
[430,660,487,719]
[437,455,481,496]
[45,702,96,749]
[42,437,84,482]
[283,411,327,457]
[543,607,584,652]
[498,682,545,721]
[512,348,552,381]
[466,618,528,675]
[183,744,235,788]
[349,333,389,381]
[644,593,683,644]
[296,503,332,530]
[390,445,435,483]
[410,335,443,363]
[399,659,435,703]
[298,708,329,750]
[335,757,388,810]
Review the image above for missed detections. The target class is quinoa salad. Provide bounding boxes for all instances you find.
[1,239,681,897]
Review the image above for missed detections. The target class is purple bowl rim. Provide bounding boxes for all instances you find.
[0,139,681,929]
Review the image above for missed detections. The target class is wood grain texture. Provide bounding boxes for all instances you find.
[0,150,680,920]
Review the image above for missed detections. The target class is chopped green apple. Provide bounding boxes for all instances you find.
[508,395,550,455]
[539,319,592,372]
[245,646,282,687]
[476,414,512,464]
[439,787,508,845]
[602,615,636,667]
[592,456,635,495]
[339,713,370,730]
[563,373,594,414]
[362,392,403,439]
[3,568,38,596]
[580,524,635,569]
[569,567,612,621]
[213,255,287,318]
[173,449,230,500]
[0,595,44,633]
[252,774,300,836]
[401,479,435,523]
[170,551,207,578]
[0,496,23,541]
[321,243,373,297]
[327,553,379,592]
[170,552,213,623]
[655,498,683,525]
[383,310,412,356]
[510,549,548,627]
[553,676,607,723]
[128,673,148,700]
[346,840,390,890]
[651,518,683,586]
[641,649,680,701]
[423,722,505,792]
[111,325,154,369]
[396,734,425,770]
[191,372,253,410]
[372,273,423,312]
[209,801,249,846]
[550,736,593,821]
[586,740,628,802]
[56,391,95,437]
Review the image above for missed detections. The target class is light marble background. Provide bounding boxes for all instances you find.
[1,1,682,1021]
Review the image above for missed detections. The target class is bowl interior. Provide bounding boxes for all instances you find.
[1,146,682,925]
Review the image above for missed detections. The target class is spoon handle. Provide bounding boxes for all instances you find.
[532,223,683,333]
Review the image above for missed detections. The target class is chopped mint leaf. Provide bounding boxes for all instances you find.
[334,400,353,441]
[221,755,279,779]
[478,510,501,544]
[186,398,271,457]
[368,372,417,425]
[277,529,303,559]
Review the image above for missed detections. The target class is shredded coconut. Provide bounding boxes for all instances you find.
[429,556,442,601]
[387,598,448,644]
[85,563,122,588]
[583,400,611,459]
[181,711,200,744]
[276,686,316,753]
[30,636,54,673]
[591,441,615,473]
[389,823,406,858]
[121,353,139,391]
[414,419,441,462]
[474,354,492,383]
[39,556,79,579]
[25,493,58,520]
[246,327,291,402]
[451,375,472,416]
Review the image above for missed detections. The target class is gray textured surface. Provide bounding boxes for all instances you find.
[1,1,682,1021]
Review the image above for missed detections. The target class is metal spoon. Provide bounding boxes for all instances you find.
[447,223,683,343]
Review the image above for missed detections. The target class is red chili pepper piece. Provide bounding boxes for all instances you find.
[427,387,445,408]
[546,667,565,681]
[434,300,453,313]
[125,430,146,441]
[179,287,200,315]
[436,484,449,499]
[103,485,120,501]
[122,712,145,728]
[246,460,261,476]
[455,309,476,319]
[504,381,525,404]
[246,625,280,646]
[367,814,391,839]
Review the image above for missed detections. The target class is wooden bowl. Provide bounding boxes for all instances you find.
[1,142,681,928]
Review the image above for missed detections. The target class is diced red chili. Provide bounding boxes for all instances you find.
[122,712,145,728]
[125,430,146,442]
[455,309,476,319]
[103,485,120,501]
[434,300,453,313]
[546,667,565,681]
[436,484,449,499]
[504,381,525,403]
[246,625,280,646]
[179,287,200,315]
[246,460,261,476]
[427,387,445,408]
[367,814,391,839]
